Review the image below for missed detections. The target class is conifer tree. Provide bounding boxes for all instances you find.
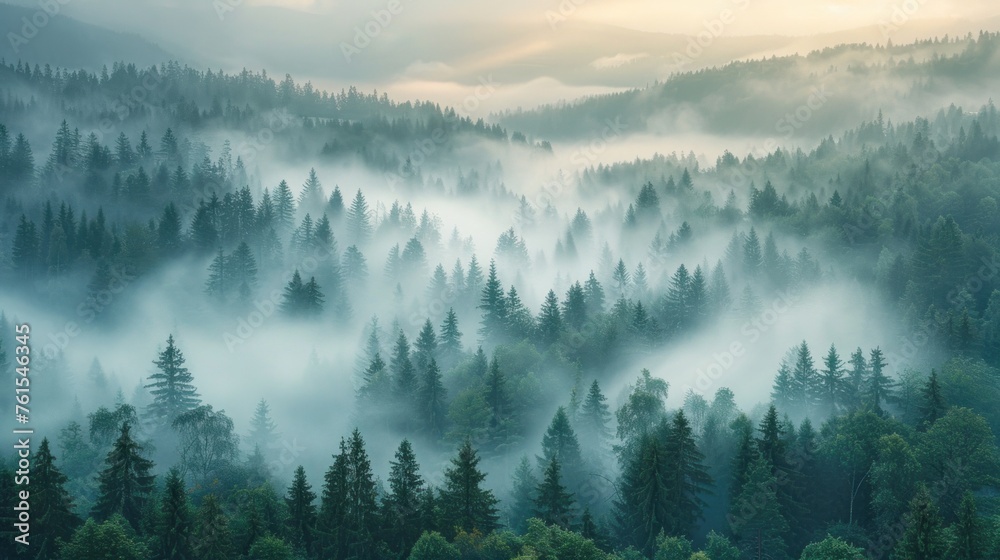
[579,380,612,443]
[507,456,538,534]
[247,399,280,455]
[820,344,845,417]
[919,370,946,429]
[439,308,463,365]
[285,465,317,555]
[418,359,448,438]
[93,423,156,530]
[32,438,79,558]
[533,458,575,529]
[192,494,231,560]
[537,289,563,346]
[145,335,200,427]
[382,440,424,555]
[867,347,895,414]
[438,440,499,537]
[157,468,194,560]
[661,411,713,537]
[893,485,947,560]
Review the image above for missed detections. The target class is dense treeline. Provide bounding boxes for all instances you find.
[3,32,1000,560]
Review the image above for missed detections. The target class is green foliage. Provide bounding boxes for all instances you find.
[59,516,148,560]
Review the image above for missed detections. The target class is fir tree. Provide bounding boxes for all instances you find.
[32,438,79,558]
[382,440,424,556]
[579,380,612,443]
[145,335,200,427]
[507,456,538,534]
[919,370,946,429]
[285,465,317,555]
[92,423,156,530]
[533,458,576,529]
[418,359,448,438]
[194,495,231,560]
[438,440,499,537]
[157,468,194,560]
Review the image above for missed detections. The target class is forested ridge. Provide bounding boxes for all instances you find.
[1,34,1000,560]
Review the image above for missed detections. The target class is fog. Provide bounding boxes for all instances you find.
[1,10,999,556]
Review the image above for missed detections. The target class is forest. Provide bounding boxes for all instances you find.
[1,23,1000,560]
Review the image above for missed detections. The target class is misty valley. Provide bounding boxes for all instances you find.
[2,13,1000,560]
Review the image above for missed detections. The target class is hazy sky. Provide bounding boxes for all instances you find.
[15,0,1000,111]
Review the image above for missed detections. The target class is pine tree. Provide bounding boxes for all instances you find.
[867,347,895,414]
[346,189,372,245]
[484,356,510,441]
[533,458,575,529]
[743,227,763,277]
[507,456,538,534]
[584,271,606,315]
[145,335,200,427]
[661,411,713,538]
[438,440,499,537]
[205,247,229,299]
[273,180,295,234]
[390,331,417,409]
[247,398,280,454]
[729,453,789,560]
[194,495,231,560]
[791,341,817,412]
[615,434,671,555]
[579,380,612,443]
[382,440,424,556]
[157,468,194,560]
[919,370,946,429]
[318,431,380,559]
[846,348,868,410]
[612,258,631,297]
[285,465,317,554]
[92,423,156,530]
[12,214,39,274]
[32,438,79,558]
[478,260,507,341]
[538,407,583,478]
[418,359,448,438]
[439,308,462,365]
[537,289,563,346]
[413,319,438,373]
[820,344,845,418]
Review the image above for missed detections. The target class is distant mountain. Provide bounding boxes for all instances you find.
[0,3,174,71]
[496,32,1000,142]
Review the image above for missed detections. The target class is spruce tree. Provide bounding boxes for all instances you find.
[439,308,463,365]
[346,189,372,245]
[538,407,583,484]
[413,319,438,373]
[951,491,984,560]
[579,379,612,443]
[418,359,448,438]
[537,289,563,346]
[285,465,317,555]
[438,440,499,537]
[92,423,156,530]
[615,434,671,555]
[533,458,575,529]
[247,399,280,455]
[194,495,232,560]
[919,370,946,429]
[157,468,194,560]
[478,260,507,341]
[820,344,845,418]
[507,456,538,534]
[145,335,200,427]
[661,411,712,537]
[867,347,895,414]
[729,453,789,560]
[382,440,424,556]
[32,438,79,558]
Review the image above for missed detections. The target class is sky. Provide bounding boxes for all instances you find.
[9,0,1000,111]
